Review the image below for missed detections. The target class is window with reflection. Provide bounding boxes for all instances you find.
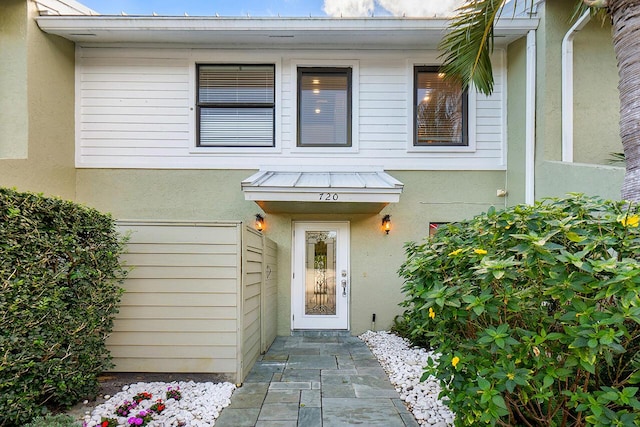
[414,66,468,146]
[297,67,352,147]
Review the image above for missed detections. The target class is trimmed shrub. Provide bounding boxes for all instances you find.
[0,188,127,426]
[398,195,640,426]
[24,414,81,427]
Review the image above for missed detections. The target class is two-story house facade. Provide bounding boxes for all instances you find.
[36,8,536,321]
[1,0,625,379]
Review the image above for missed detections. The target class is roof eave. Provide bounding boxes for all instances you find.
[36,16,539,47]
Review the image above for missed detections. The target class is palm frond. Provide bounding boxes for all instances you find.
[608,152,626,165]
[573,1,609,25]
[572,1,591,20]
[439,0,542,96]
[439,0,506,96]
[439,0,607,96]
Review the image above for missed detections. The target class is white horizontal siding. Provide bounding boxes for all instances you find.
[82,98,188,107]
[77,47,507,170]
[358,62,408,148]
[77,48,192,167]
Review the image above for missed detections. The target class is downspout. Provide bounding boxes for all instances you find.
[525,29,537,205]
[561,11,591,162]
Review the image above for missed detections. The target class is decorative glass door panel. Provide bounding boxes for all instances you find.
[305,231,336,316]
[293,222,349,330]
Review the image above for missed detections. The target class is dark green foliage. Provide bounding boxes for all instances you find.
[398,195,640,426]
[24,414,81,427]
[0,188,127,426]
[390,314,430,349]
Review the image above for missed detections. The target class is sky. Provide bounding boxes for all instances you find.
[78,0,465,17]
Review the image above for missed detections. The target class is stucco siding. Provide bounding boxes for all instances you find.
[533,0,623,201]
[0,0,76,199]
[76,168,508,337]
[0,0,28,159]
[75,47,507,170]
[572,19,620,165]
[536,161,624,200]
[506,37,528,206]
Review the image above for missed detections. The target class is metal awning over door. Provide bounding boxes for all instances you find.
[241,170,404,214]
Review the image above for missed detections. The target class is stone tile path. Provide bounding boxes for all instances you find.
[215,334,419,427]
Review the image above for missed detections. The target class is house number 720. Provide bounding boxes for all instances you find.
[319,192,339,201]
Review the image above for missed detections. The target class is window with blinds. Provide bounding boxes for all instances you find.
[414,66,468,146]
[297,68,352,147]
[197,64,275,147]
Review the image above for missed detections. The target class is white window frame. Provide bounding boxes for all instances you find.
[290,59,360,154]
[189,54,282,154]
[406,58,476,153]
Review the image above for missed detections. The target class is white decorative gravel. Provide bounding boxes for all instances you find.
[82,381,235,427]
[360,330,455,426]
[81,331,451,426]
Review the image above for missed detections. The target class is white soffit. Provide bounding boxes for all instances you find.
[241,170,404,213]
[35,16,538,47]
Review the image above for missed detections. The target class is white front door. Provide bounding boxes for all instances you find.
[292,221,350,330]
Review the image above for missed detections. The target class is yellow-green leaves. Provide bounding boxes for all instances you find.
[566,231,587,242]
[397,195,640,426]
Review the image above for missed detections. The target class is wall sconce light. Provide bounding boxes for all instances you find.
[255,214,265,232]
[382,215,391,234]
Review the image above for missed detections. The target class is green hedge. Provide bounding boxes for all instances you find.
[0,188,127,426]
[24,414,81,427]
[399,195,640,426]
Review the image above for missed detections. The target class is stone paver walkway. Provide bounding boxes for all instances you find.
[215,333,418,427]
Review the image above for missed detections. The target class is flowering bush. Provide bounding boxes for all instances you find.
[127,410,152,426]
[115,401,137,417]
[398,195,640,426]
[166,387,182,401]
[85,386,186,427]
[99,418,117,427]
[149,400,165,414]
[132,392,152,404]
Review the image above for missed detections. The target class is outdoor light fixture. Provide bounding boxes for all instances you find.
[255,214,265,232]
[382,215,391,234]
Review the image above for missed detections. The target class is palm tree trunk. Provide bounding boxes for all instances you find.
[610,0,640,201]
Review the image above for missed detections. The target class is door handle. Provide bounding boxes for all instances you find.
[341,279,347,296]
